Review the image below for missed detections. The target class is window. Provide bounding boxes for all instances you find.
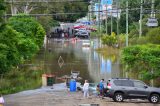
[133,81,145,88]
[122,80,134,87]
[114,80,134,87]
[114,80,122,86]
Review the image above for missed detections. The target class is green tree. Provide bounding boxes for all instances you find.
[103,17,117,35]
[146,27,160,44]
[51,1,88,22]
[0,0,6,28]
[8,14,45,59]
[0,26,21,74]
[121,44,160,80]
[119,0,142,34]
[38,16,59,34]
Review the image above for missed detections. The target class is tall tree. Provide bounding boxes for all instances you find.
[51,1,88,22]
[0,0,6,29]
[8,14,46,60]
[6,0,89,22]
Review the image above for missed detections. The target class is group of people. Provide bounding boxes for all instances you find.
[82,79,108,98]
[96,79,107,98]
[54,28,74,38]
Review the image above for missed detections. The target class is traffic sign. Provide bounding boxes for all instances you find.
[146,18,158,27]
[58,56,64,68]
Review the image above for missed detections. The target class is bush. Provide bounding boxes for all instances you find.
[101,32,117,46]
[117,34,126,47]
[121,44,160,80]
[146,27,160,44]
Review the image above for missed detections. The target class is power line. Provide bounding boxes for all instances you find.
[5,13,84,16]
[5,9,160,17]
[4,0,87,3]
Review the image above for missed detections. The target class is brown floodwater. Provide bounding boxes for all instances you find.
[28,38,122,84]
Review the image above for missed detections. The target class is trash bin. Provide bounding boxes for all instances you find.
[47,77,54,86]
[70,79,76,92]
[42,74,55,86]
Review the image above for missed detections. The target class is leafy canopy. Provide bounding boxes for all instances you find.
[8,14,45,59]
[0,26,21,74]
[121,44,160,80]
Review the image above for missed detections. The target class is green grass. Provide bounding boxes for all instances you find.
[0,69,43,95]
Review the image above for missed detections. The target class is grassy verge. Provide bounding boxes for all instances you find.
[0,69,43,95]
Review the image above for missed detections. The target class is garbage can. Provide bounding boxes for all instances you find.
[70,79,76,92]
[47,77,55,86]
[42,74,55,86]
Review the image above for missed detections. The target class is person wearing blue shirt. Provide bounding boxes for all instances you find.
[99,79,104,97]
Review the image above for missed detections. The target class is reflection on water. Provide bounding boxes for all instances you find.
[24,38,160,87]
[31,38,122,83]
[100,59,111,74]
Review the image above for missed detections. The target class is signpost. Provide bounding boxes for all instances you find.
[146,18,158,27]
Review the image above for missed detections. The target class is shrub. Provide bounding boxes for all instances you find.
[101,32,117,46]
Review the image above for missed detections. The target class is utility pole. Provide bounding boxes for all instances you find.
[111,9,113,34]
[116,0,119,35]
[88,5,91,21]
[98,0,101,34]
[126,1,128,46]
[90,1,93,20]
[106,3,108,34]
[151,0,155,18]
[139,0,143,37]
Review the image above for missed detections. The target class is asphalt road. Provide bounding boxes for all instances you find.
[4,85,160,106]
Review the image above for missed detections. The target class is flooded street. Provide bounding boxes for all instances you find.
[4,38,160,106]
[31,38,122,83]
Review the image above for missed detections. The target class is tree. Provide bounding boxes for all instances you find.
[118,0,142,34]
[38,16,59,35]
[0,0,6,28]
[0,25,21,74]
[51,1,88,22]
[8,14,45,60]
[121,44,160,80]
[6,0,89,22]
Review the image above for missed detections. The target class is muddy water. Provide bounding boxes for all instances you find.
[30,38,122,83]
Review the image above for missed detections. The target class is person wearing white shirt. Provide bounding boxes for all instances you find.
[0,94,4,106]
[82,80,89,98]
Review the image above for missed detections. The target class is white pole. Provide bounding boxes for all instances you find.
[126,1,128,46]
[139,0,143,37]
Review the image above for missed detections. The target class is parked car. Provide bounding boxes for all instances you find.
[74,30,89,38]
[105,78,160,103]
